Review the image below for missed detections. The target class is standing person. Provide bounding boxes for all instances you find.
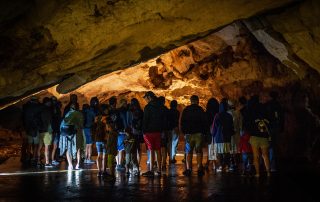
[93,109,108,177]
[205,98,219,171]
[59,104,84,170]
[63,94,79,118]
[142,91,164,177]
[82,98,97,164]
[167,100,180,164]
[124,127,139,176]
[158,96,169,172]
[51,96,62,165]
[181,95,207,177]
[37,97,53,167]
[227,100,241,172]
[22,96,42,164]
[211,99,234,173]
[126,98,144,170]
[116,98,128,171]
[247,95,271,177]
[265,91,284,172]
[105,117,118,182]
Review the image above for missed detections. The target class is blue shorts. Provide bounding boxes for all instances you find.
[117,132,126,151]
[96,142,106,154]
[83,128,93,144]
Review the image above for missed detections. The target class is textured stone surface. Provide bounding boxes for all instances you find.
[0,0,298,105]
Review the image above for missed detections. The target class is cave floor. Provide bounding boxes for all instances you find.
[0,154,318,202]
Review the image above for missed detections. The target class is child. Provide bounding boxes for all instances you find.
[239,132,253,176]
[124,127,139,176]
[93,113,108,177]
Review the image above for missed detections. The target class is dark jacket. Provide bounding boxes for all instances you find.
[39,105,53,133]
[181,104,206,134]
[82,107,96,128]
[248,102,270,138]
[142,99,165,133]
[167,108,180,130]
[22,101,42,136]
[211,103,234,143]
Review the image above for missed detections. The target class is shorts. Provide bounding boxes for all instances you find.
[143,132,161,151]
[39,132,52,146]
[96,141,106,154]
[185,133,203,154]
[83,128,93,144]
[249,136,269,149]
[208,143,217,160]
[27,134,40,145]
[215,143,231,154]
[117,132,126,151]
[53,132,60,145]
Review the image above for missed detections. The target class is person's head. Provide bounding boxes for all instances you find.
[227,99,235,110]
[219,99,229,113]
[238,96,247,106]
[43,97,51,106]
[143,91,156,103]
[130,98,141,110]
[206,97,219,113]
[51,96,58,104]
[109,96,117,108]
[190,95,199,105]
[269,91,279,100]
[70,103,77,110]
[158,96,165,105]
[90,97,99,107]
[82,104,90,111]
[30,96,39,103]
[70,94,78,104]
[170,100,178,109]
[119,98,127,108]
[248,94,260,109]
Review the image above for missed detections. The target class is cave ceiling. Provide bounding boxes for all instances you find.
[0,0,319,108]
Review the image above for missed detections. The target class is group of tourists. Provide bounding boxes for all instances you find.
[21,90,283,181]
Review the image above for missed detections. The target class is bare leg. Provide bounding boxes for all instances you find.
[261,147,271,176]
[66,150,73,169]
[161,147,167,170]
[155,149,161,171]
[76,149,81,167]
[252,146,260,176]
[102,154,106,172]
[37,142,43,163]
[186,151,193,170]
[51,143,58,161]
[44,145,50,164]
[197,152,203,170]
[88,144,92,161]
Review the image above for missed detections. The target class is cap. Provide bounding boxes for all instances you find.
[143,91,155,98]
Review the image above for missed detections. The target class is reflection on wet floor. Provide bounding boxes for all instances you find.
[0,155,317,201]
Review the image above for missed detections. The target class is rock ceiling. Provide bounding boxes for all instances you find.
[0,0,319,108]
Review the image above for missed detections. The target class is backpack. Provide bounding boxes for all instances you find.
[254,118,270,136]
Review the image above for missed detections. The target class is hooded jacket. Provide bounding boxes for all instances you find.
[211,102,235,143]
[181,104,206,134]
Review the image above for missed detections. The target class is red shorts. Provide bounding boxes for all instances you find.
[143,132,161,150]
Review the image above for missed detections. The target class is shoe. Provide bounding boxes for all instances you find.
[216,166,223,172]
[170,159,177,164]
[116,165,125,171]
[52,160,60,165]
[84,159,89,164]
[197,169,205,177]
[183,169,191,176]
[142,171,154,177]
[133,170,140,176]
[68,165,73,170]
[154,171,161,177]
[75,164,80,170]
[45,164,53,168]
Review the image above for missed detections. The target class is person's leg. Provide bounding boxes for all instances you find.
[242,153,248,174]
[76,149,81,169]
[125,153,130,174]
[161,146,166,170]
[195,133,204,172]
[44,145,50,164]
[66,150,73,169]
[37,134,44,164]
[251,146,260,176]
[261,147,271,176]
[102,153,106,173]
[172,130,179,161]
[88,144,92,161]
[97,153,102,172]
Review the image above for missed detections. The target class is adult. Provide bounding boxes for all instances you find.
[22,96,42,164]
[181,95,207,176]
[60,104,84,170]
[205,98,219,170]
[247,95,271,177]
[117,98,129,170]
[142,91,164,177]
[127,98,144,169]
[211,99,235,173]
[265,91,284,172]
[51,96,62,165]
[158,96,170,172]
[63,94,79,118]
[167,100,180,164]
[37,97,53,167]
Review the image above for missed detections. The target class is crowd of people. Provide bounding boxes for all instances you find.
[20,90,283,181]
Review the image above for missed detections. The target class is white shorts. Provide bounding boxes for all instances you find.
[208,143,217,160]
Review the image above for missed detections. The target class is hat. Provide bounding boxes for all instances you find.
[143,91,155,98]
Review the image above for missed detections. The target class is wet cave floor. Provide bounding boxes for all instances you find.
[0,154,319,202]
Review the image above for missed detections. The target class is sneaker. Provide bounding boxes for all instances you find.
[183,169,192,176]
[116,165,125,171]
[216,166,223,172]
[97,171,103,177]
[84,159,89,164]
[75,164,80,170]
[45,164,53,168]
[197,169,205,177]
[52,160,60,165]
[68,165,73,170]
[142,171,154,177]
